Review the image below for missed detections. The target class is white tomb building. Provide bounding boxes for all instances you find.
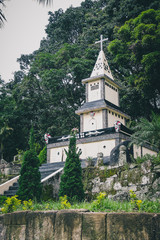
[47,35,157,164]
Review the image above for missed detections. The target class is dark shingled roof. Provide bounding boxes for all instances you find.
[75,99,130,118]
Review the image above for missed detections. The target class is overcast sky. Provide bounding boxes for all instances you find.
[0,0,83,82]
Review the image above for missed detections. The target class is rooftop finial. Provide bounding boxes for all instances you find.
[95,35,108,51]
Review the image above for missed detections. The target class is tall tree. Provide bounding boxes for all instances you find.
[17,127,42,201]
[108,9,160,119]
[0,122,12,159]
[59,129,84,201]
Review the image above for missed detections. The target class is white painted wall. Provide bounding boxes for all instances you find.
[78,139,115,159]
[142,147,157,156]
[133,144,157,158]
[105,82,119,106]
[88,80,101,102]
[50,146,68,163]
[49,139,116,163]
[108,111,125,127]
[83,111,103,132]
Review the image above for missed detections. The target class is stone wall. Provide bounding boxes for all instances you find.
[83,160,160,201]
[42,170,62,201]
[41,160,160,201]
[0,210,159,240]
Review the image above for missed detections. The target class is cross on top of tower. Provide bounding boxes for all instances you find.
[95,35,108,51]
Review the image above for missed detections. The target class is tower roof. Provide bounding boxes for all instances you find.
[90,50,114,80]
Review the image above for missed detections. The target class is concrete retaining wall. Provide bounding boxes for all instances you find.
[0,210,160,240]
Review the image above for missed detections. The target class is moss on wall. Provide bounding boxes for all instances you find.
[42,184,53,201]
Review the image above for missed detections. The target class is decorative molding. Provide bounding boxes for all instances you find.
[47,132,130,149]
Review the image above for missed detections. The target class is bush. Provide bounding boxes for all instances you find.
[59,195,71,209]
[38,146,47,165]
[0,195,7,206]
[91,192,106,211]
[134,153,160,166]
[129,190,142,210]
[59,129,84,202]
[1,195,21,213]
[17,149,42,201]
[17,127,42,201]
[22,199,33,211]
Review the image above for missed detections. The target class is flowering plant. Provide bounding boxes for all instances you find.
[71,128,79,134]
[130,190,142,210]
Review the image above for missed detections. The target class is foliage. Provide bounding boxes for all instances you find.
[129,190,142,210]
[1,196,160,213]
[59,195,71,209]
[29,125,36,151]
[0,0,52,28]
[17,149,42,201]
[1,195,21,213]
[91,192,107,211]
[0,122,13,160]
[108,9,160,119]
[38,146,47,165]
[17,127,42,201]
[0,195,7,205]
[0,0,6,27]
[1,0,160,161]
[131,113,160,150]
[59,130,84,201]
[14,149,25,163]
[22,199,33,211]
[140,200,160,213]
[152,152,160,165]
[134,153,160,166]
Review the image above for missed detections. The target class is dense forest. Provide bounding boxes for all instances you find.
[0,0,160,162]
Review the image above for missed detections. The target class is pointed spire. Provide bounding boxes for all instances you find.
[90,50,114,80]
[90,35,114,80]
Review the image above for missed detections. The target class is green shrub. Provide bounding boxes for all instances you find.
[38,146,47,165]
[140,200,160,213]
[22,199,33,211]
[17,127,42,201]
[59,195,71,209]
[59,129,84,202]
[152,152,160,165]
[129,190,142,210]
[1,195,21,213]
[0,195,7,206]
[17,149,42,201]
[135,154,152,164]
[134,153,160,166]
[91,192,106,211]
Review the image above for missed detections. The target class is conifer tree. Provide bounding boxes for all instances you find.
[59,129,84,201]
[17,127,42,201]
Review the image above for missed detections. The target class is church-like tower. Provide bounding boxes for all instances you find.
[76,35,130,132]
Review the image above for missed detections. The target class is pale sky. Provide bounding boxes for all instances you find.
[0,0,83,82]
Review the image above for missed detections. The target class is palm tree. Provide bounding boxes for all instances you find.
[37,0,53,5]
[0,0,6,27]
[131,113,160,150]
[0,0,53,27]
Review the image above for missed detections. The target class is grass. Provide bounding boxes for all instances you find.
[0,192,160,214]
[1,198,160,214]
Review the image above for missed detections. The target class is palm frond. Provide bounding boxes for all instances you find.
[36,0,53,5]
[131,113,160,150]
[0,0,6,27]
